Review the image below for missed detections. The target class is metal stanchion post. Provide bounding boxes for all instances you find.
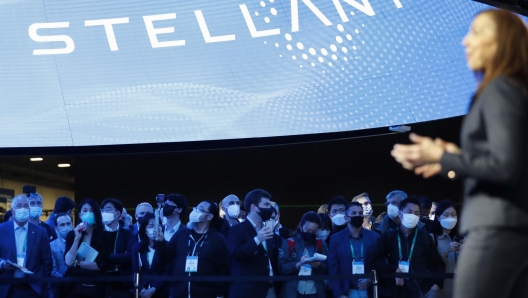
[371,270,379,298]
[135,272,140,298]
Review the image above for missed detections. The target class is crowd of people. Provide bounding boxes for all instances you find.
[0,188,462,298]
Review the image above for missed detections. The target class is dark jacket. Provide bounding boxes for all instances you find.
[328,227,381,298]
[220,217,238,238]
[39,220,58,242]
[226,218,283,298]
[376,227,446,298]
[440,76,528,232]
[0,221,53,298]
[158,227,230,298]
[278,231,328,298]
[131,242,170,297]
[64,225,131,272]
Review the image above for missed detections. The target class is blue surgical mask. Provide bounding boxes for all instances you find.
[14,208,30,223]
[81,212,95,226]
[30,206,43,219]
[59,226,73,239]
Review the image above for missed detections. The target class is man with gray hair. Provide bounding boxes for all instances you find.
[374,190,408,234]
[27,193,57,242]
[0,194,52,298]
[220,194,241,237]
[130,202,154,235]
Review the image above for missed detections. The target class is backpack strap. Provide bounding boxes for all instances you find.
[287,238,295,256]
[316,239,323,254]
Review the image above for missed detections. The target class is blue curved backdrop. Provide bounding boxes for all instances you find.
[0,0,516,147]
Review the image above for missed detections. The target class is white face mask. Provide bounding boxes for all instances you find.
[387,204,399,219]
[102,212,115,225]
[189,209,203,223]
[440,217,457,230]
[29,206,43,219]
[363,204,373,217]
[331,214,346,226]
[238,218,245,223]
[316,230,330,241]
[146,228,156,240]
[14,208,30,223]
[401,213,420,229]
[227,204,240,218]
[58,226,73,239]
[429,214,435,221]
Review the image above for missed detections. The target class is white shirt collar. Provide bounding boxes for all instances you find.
[165,221,181,233]
[105,223,120,232]
[246,217,259,231]
[14,220,29,231]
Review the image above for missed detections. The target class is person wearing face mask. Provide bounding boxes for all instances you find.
[220,194,241,237]
[99,198,133,298]
[49,213,73,298]
[352,193,376,230]
[327,202,381,298]
[328,196,349,238]
[316,213,332,245]
[59,199,104,297]
[376,198,445,298]
[161,194,188,242]
[278,211,328,298]
[131,212,169,298]
[0,194,52,298]
[374,190,408,234]
[157,200,230,298]
[429,200,464,298]
[271,201,293,239]
[226,189,283,298]
[45,196,76,230]
[28,192,58,242]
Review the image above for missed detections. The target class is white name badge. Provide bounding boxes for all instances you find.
[17,254,25,267]
[352,261,365,275]
[185,256,198,273]
[299,264,312,276]
[398,261,410,273]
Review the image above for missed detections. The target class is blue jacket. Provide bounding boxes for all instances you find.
[327,227,380,298]
[0,221,53,298]
[226,218,283,298]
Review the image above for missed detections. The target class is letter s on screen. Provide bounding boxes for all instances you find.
[28,22,75,55]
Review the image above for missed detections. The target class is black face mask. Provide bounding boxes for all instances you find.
[300,230,316,243]
[349,216,364,228]
[163,205,177,217]
[257,207,275,222]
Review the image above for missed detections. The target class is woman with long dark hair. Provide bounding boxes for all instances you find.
[429,200,464,298]
[131,212,169,298]
[57,199,104,297]
[391,9,528,298]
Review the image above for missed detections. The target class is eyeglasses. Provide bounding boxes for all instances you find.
[101,208,116,213]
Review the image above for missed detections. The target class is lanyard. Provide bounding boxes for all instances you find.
[349,239,363,261]
[398,229,418,261]
[188,234,207,256]
[113,230,120,254]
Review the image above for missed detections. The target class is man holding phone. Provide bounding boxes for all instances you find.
[226,189,283,298]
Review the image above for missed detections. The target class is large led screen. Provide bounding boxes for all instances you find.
[0,0,512,147]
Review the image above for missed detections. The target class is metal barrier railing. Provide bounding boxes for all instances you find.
[0,271,455,298]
